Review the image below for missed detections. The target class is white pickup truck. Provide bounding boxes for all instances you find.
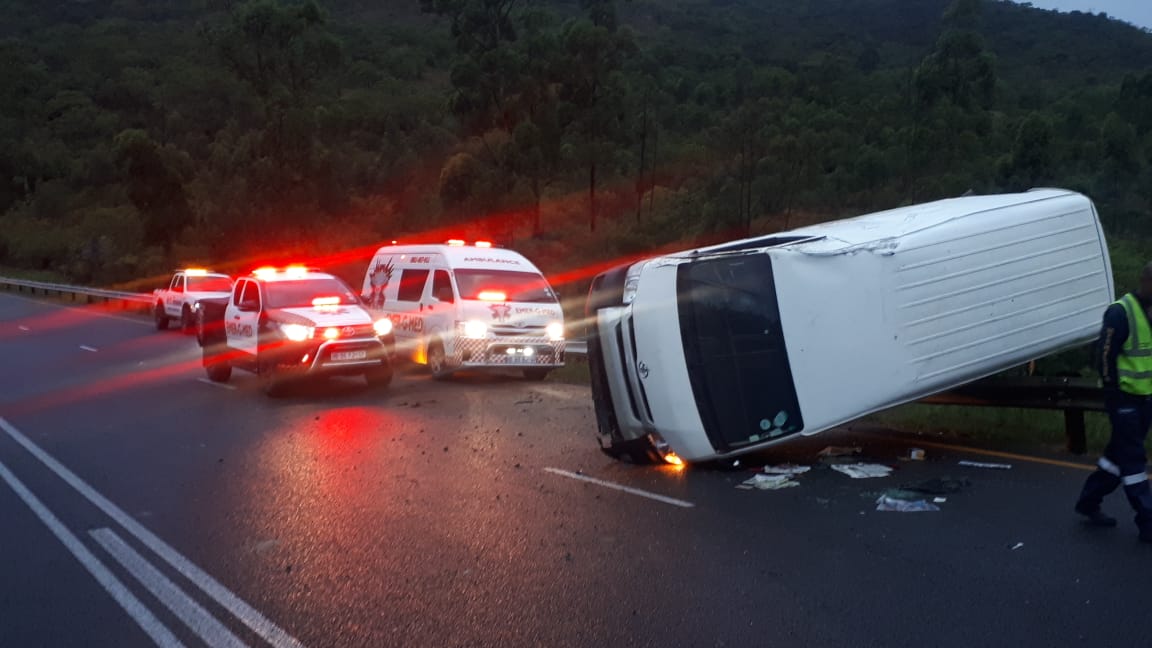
[152,268,233,333]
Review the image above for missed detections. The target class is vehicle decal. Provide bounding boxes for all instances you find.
[226,321,255,338]
[489,303,511,322]
[367,258,394,310]
[394,313,424,333]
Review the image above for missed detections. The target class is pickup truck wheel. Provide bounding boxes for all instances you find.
[261,364,287,397]
[204,359,232,383]
[522,368,550,381]
[180,306,194,335]
[154,304,169,331]
[365,362,393,389]
[428,342,451,381]
[202,345,231,382]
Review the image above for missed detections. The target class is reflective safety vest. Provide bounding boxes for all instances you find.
[1116,293,1152,395]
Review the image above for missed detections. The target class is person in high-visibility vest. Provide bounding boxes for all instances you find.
[1075,262,1152,543]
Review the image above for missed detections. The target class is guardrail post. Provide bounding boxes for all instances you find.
[1065,409,1087,455]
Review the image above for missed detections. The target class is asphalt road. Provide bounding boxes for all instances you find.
[1,291,1149,648]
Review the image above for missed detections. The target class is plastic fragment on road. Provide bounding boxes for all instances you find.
[831,463,893,479]
[737,473,800,490]
[818,446,862,457]
[958,460,1012,470]
[875,495,940,512]
[902,448,925,461]
[1011,542,1024,550]
[762,464,811,476]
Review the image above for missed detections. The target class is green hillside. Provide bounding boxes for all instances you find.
[1,0,1150,301]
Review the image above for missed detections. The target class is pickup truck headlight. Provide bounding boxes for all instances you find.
[546,322,564,341]
[462,320,487,339]
[280,323,314,342]
[373,318,393,336]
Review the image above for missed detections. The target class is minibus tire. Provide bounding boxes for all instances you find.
[428,341,450,380]
[601,437,663,465]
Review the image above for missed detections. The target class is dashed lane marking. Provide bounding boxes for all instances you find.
[543,467,695,508]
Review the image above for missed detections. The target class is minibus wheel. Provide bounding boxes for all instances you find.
[428,341,450,380]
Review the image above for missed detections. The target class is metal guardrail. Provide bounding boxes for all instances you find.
[0,276,153,311]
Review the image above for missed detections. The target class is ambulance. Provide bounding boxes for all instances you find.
[360,240,565,380]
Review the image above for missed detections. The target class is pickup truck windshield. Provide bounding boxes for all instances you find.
[454,270,557,303]
[187,276,232,292]
[676,254,804,452]
[265,278,359,309]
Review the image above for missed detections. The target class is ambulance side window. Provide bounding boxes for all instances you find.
[171,276,184,293]
[397,269,430,302]
[432,270,454,303]
[232,280,247,306]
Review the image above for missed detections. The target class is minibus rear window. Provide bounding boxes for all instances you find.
[676,254,804,452]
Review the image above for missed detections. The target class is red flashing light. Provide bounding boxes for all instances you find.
[477,290,507,302]
[447,239,466,247]
[312,297,341,307]
[474,240,493,248]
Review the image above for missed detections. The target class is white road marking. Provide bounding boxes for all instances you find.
[90,528,248,648]
[80,345,99,352]
[0,459,183,648]
[197,378,237,390]
[543,467,695,508]
[0,417,306,648]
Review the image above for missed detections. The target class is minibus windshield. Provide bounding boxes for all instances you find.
[455,270,558,303]
[676,254,804,451]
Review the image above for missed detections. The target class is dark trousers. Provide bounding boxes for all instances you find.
[1076,392,1152,532]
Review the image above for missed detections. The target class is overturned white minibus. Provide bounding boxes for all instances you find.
[585,188,1115,464]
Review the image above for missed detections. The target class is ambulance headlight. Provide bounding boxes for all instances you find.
[463,320,488,339]
[373,318,393,336]
[280,323,313,342]
[546,322,564,341]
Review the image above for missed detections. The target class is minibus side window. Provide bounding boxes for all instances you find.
[397,269,430,302]
[432,270,455,303]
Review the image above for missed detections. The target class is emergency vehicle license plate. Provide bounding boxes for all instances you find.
[332,350,368,361]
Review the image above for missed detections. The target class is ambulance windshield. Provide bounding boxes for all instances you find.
[455,270,557,303]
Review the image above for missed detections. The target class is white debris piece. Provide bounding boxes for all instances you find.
[831,463,894,479]
[762,464,811,476]
[738,473,801,490]
[875,496,940,512]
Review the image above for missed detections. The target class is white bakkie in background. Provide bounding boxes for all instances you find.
[361,239,565,381]
[152,268,233,333]
[585,188,1115,465]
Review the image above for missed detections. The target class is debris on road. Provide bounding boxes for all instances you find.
[831,463,894,479]
[1011,542,1024,550]
[737,473,801,490]
[902,448,926,461]
[818,446,862,458]
[958,460,1012,470]
[875,495,940,512]
[762,464,811,476]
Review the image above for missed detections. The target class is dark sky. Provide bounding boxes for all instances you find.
[1014,0,1152,30]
